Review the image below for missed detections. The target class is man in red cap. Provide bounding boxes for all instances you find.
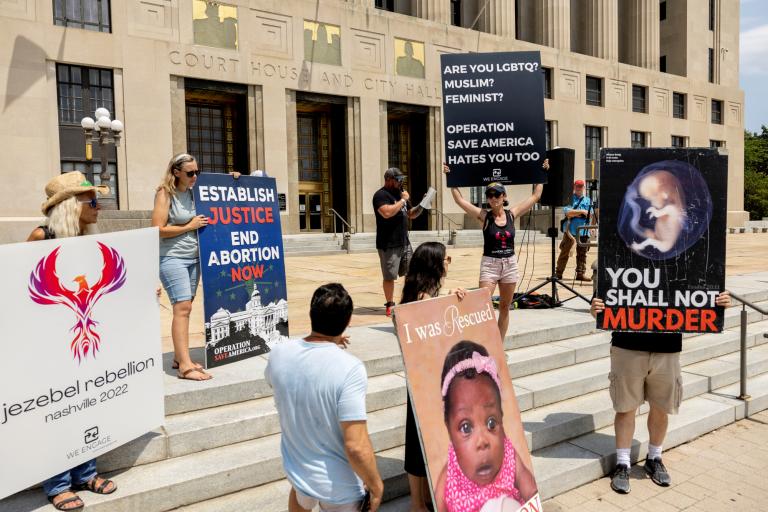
[556,179,592,281]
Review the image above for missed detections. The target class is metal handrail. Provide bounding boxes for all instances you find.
[727,292,768,403]
[327,208,356,239]
[429,208,460,240]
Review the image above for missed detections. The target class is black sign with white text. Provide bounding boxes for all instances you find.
[441,51,547,187]
[597,148,728,334]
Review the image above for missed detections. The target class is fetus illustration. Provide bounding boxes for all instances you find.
[629,170,685,254]
[617,160,712,260]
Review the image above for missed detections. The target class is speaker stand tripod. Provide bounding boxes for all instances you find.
[515,207,591,308]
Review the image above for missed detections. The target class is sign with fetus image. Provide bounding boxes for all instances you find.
[597,148,728,333]
[393,289,541,512]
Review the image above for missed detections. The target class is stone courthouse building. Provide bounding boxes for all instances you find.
[0,0,746,242]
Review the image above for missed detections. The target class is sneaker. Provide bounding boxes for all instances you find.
[385,302,395,317]
[610,464,631,494]
[644,457,671,486]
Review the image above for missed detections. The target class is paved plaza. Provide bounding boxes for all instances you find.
[161,232,768,351]
[544,410,768,512]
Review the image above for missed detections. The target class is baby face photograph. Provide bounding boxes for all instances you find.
[394,289,540,512]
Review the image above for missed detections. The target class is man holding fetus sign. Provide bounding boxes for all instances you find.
[592,148,732,494]
[393,289,541,512]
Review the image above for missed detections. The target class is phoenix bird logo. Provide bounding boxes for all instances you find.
[28,243,127,362]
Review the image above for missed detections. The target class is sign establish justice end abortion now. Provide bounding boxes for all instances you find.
[441,51,547,187]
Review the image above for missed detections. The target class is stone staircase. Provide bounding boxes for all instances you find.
[3,272,768,512]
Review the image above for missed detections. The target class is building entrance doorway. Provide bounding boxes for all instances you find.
[296,93,348,233]
[184,79,248,174]
[387,103,429,231]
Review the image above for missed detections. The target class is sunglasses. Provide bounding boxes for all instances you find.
[78,198,99,208]
[182,170,201,178]
[485,191,502,199]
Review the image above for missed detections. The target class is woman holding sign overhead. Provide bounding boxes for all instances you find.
[443,161,547,337]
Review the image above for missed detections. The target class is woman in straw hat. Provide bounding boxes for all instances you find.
[28,171,117,510]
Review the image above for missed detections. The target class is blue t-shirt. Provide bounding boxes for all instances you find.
[563,194,592,236]
[265,338,368,504]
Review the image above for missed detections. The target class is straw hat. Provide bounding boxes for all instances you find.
[41,171,110,215]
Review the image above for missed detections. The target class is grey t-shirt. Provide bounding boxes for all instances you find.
[159,189,198,259]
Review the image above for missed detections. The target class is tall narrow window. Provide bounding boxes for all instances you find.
[631,131,647,148]
[660,1,667,20]
[53,0,111,32]
[585,126,602,161]
[632,85,648,113]
[545,121,552,150]
[586,76,602,107]
[543,67,553,99]
[450,0,461,26]
[660,56,667,73]
[709,0,715,30]
[56,63,117,204]
[673,92,686,119]
[711,99,723,124]
[708,48,714,83]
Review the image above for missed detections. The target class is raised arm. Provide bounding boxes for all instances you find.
[442,163,484,220]
[510,159,549,218]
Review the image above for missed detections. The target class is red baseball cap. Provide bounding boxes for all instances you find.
[574,180,585,187]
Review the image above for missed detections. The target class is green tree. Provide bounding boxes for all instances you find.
[744,127,768,220]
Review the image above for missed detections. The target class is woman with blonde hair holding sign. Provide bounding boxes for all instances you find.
[27,171,117,510]
[443,161,547,337]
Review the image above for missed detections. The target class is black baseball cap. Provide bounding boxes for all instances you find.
[485,182,506,195]
[384,167,405,181]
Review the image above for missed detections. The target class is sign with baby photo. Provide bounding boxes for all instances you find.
[596,148,728,333]
[393,289,541,512]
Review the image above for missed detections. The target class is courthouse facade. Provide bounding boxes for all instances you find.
[0,0,746,241]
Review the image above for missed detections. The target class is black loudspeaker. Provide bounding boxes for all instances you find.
[540,148,575,206]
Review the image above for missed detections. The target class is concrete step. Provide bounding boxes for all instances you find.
[33,370,767,512]
[0,408,408,512]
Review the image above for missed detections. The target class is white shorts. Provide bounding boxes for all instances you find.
[294,487,362,512]
[479,255,520,285]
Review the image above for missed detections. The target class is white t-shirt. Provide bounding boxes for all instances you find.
[265,338,368,505]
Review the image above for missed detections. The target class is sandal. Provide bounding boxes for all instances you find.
[171,360,204,370]
[73,476,117,495]
[177,367,212,381]
[48,492,84,511]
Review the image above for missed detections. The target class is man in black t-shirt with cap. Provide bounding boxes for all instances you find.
[372,167,424,317]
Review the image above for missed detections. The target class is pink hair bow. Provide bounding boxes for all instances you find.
[441,351,502,397]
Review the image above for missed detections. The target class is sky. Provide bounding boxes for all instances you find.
[741,0,768,133]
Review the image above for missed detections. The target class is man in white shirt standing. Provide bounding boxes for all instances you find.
[266,283,384,511]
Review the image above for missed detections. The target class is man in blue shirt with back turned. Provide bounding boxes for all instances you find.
[266,283,383,512]
[556,179,592,281]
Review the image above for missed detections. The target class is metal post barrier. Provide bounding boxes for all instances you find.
[740,305,750,400]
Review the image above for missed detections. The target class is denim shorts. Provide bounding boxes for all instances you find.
[159,257,200,304]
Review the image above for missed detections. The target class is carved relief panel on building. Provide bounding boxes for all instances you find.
[394,38,425,79]
[193,0,238,49]
[304,21,342,66]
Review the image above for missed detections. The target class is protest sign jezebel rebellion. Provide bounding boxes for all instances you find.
[393,289,541,512]
[0,228,164,500]
[441,51,547,187]
[597,148,728,334]
[194,173,289,368]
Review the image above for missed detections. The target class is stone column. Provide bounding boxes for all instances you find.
[538,0,570,50]
[583,0,618,61]
[413,0,450,25]
[619,0,659,69]
[481,0,515,38]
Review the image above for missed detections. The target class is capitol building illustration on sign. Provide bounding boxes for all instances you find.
[206,288,288,350]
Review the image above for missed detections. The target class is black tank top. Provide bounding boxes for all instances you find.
[482,210,515,258]
[38,225,56,240]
